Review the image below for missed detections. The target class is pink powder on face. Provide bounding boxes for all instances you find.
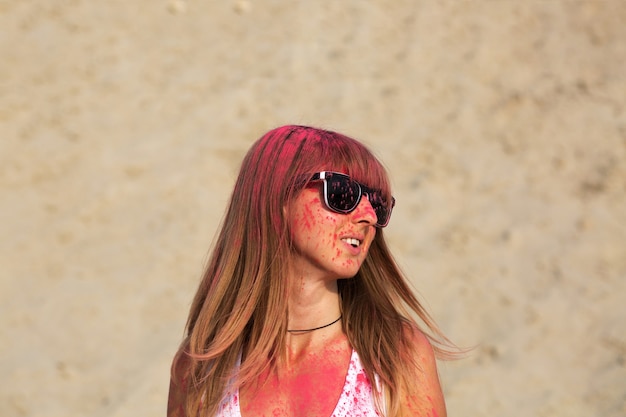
[289,187,372,280]
[300,200,318,231]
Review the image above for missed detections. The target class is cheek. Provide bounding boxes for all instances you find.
[295,198,338,233]
[290,197,320,233]
[290,193,349,259]
[292,198,337,247]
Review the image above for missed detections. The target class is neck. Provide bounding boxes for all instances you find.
[287,277,341,334]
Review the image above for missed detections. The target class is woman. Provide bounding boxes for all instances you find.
[168,125,455,417]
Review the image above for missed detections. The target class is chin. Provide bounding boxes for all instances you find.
[335,268,361,280]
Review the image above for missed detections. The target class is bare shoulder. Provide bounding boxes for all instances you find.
[405,325,434,352]
[401,325,447,417]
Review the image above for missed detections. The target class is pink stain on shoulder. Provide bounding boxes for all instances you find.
[427,395,439,417]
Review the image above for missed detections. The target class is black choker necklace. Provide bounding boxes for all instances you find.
[287,316,342,333]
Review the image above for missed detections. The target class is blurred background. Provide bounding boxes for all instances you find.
[1,1,624,416]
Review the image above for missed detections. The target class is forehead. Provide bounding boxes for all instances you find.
[299,131,392,194]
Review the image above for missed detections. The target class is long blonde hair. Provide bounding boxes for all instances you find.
[171,125,455,416]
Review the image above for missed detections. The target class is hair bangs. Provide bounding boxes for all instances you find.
[302,129,393,201]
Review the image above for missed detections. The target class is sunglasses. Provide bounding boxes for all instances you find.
[309,171,395,227]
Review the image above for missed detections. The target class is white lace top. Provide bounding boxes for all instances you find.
[216,349,383,416]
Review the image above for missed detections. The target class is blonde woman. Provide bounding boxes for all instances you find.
[168,125,455,417]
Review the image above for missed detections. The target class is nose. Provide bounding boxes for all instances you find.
[351,194,377,226]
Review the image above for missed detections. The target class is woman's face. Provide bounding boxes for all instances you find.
[287,182,378,281]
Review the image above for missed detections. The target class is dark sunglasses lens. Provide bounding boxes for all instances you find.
[327,176,361,211]
[368,192,390,226]
[322,173,393,227]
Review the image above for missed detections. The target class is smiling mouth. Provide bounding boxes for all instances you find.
[342,237,361,248]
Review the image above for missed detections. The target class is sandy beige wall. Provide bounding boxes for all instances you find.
[1,1,625,416]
